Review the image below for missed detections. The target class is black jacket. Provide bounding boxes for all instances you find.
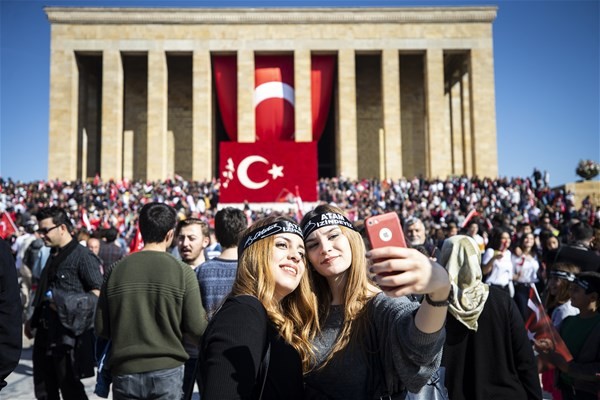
[441,287,542,400]
[0,239,22,391]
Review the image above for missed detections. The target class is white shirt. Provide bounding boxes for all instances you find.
[482,248,513,287]
[511,254,539,283]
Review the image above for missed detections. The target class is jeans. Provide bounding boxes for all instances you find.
[112,365,184,400]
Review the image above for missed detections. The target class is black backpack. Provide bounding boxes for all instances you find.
[24,238,44,269]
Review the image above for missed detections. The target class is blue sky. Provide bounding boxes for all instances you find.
[1,0,598,186]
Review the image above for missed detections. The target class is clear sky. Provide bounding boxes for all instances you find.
[1,0,598,186]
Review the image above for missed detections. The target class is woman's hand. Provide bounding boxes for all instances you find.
[367,246,450,299]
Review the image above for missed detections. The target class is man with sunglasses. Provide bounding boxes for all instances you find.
[25,206,103,400]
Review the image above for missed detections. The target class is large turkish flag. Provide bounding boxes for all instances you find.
[219,141,317,203]
[254,55,295,142]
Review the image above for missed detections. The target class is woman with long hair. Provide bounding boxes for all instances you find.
[511,232,541,319]
[200,215,318,399]
[300,204,450,399]
[482,227,513,295]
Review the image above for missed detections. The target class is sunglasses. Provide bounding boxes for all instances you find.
[37,225,61,235]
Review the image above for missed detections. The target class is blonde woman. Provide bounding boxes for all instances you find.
[200,215,318,400]
[300,204,450,399]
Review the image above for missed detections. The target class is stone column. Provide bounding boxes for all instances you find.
[294,49,312,142]
[461,71,473,176]
[147,50,168,181]
[101,50,124,179]
[450,80,463,174]
[48,49,78,180]
[237,50,255,143]
[192,50,213,180]
[81,129,88,179]
[167,130,175,178]
[425,48,450,178]
[337,49,358,179]
[123,130,134,180]
[470,47,498,178]
[381,49,402,179]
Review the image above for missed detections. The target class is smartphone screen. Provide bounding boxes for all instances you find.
[365,212,406,249]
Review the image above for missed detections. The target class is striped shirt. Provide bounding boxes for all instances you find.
[196,258,237,320]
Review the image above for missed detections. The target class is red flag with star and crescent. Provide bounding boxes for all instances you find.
[129,223,144,254]
[0,212,18,239]
[219,141,317,203]
[524,284,572,369]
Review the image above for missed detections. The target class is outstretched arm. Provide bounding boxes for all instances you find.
[367,247,450,333]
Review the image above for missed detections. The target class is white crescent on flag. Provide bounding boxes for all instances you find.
[237,155,269,190]
[253,82,295,108]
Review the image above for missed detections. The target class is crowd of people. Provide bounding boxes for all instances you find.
[0,174,598,399]
[1,174,598,243]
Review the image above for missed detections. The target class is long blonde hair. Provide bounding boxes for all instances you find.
[231,214,319,371]
[300,204,377,367]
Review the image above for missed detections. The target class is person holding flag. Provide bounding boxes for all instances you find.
[537,272,600,400]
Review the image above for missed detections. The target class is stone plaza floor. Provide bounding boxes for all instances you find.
[2,336,200,400]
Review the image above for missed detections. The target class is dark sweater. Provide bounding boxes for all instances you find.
[441,286,542,400]
[95,251,207,375]
[305,293,445,399]
[200,295,304,400]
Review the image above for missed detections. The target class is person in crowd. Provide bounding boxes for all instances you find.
[25,206,103,400]
[0,239,22,392]
[549,222,600,272]
[465,220,486,253]
[545,263,581,329]
[76,229,91,247]
[13,220,37,313]
[200,215,317,399]
[482,227,514,295]
[538,271,600,400]
[544,233,561,252]
[86,237,101,256]
[98,226,126,268]
[540,263,581,400]
[299,204,450,399]
[197,207,248,319]
[539,229,561,271]
[204,227,222,260]
[95,202,207,400]
[511,232,541,319]
[536,213,559,237]
[175,218,210,400]
[439,235,542,400]
[404,217,442,260]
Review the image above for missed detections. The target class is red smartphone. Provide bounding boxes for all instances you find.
[365,212,407,249]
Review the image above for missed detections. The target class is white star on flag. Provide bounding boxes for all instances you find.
[268,164,284,180]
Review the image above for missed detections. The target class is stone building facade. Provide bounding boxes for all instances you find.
[45,6,498,182]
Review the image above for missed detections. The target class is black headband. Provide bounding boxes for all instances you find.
[302,212,356,238]
[549,270,576,282]
[574,277,600,294]
[239,220,303,257]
